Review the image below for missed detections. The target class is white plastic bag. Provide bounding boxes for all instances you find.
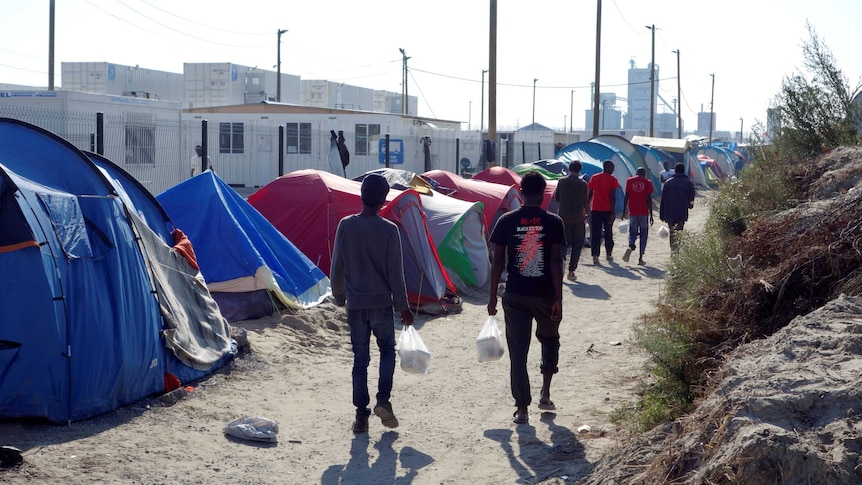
[618,220,629,234]
[476,316,505,362]
[398,325,431,374]
[224,415,279,443]
[658,225,670,239]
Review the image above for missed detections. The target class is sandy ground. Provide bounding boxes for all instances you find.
[1,193,711,485]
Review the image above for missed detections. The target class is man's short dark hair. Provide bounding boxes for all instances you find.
[361,173,390,206]
[636,167,646,176]
[603,160,615,173]
[568,160,582,174]
[520,171,546,196]
[674,163,685,174]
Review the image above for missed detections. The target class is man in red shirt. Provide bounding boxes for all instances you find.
[622,167,655,265]
[586,160,620,265]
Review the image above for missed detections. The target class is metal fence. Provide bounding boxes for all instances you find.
[0,105,562,196]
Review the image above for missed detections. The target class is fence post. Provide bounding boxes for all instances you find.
[537,142,541,160]
[521,141,526,166]
[278,124,284,177]
[96,112,104,155]
[200,119,208,172]
[385,133,390,169]
[455,138,460,174]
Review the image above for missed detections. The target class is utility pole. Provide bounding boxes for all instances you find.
[570,90,574,132]
[276,29,287,102]
[672,49,681,138]
[592,0,602,137]
[646,24,656,137]
[48,0,55,90]
[532,78,538,129]
[481,69,488,132]
[708,73,715,144]
[488,0,498,165]
[399,48,410,115]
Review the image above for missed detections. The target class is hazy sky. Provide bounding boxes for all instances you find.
[1,0,859,134]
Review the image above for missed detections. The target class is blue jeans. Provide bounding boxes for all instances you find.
[347,307,396,416]
[628,215,650,256]
[502,292,560,407]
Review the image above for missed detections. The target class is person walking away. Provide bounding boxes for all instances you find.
[659,161,674,185]
[622,167,655,265]
[330,174,414,434]
[659,163,696,251]
[553,160,589,280]
[587,160,620,265]
[487,171,565,425]
[190,145,212,177]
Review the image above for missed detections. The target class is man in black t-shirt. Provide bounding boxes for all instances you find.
[487,171,564,425]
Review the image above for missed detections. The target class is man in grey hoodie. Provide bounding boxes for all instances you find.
[331,174,414,434]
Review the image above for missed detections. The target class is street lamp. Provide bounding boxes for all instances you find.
[532,78,538,129]
[399,48,410,115]
[276,29,287,102]
[481,69,488,132]
[708,73,715,143]
[570,90,575,132]
[645,25,656,137]
[672,49,681,138]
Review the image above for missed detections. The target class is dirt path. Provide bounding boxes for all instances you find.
[1,192,713,485]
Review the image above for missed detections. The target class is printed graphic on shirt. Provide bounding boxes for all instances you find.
[516,216,545,277]
[629,179,648,193]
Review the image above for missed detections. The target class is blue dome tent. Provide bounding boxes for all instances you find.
[0,118,233,422]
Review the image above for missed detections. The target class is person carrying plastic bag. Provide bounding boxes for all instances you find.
[331,174,414,434]
[487,171,565,425]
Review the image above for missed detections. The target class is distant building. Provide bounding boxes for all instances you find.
[61,61,183,101]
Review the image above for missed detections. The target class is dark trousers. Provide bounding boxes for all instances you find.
[502,292,560,407]
[562,220,585,271]
[347,307,396,416]
[668,221,686,251]
[590,210,614,257]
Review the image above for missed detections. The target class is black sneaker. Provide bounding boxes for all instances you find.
[352,414,369,433]
[374,402,399,428]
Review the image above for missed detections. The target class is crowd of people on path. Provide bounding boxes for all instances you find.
[331,163,696,433]
[553,159,696,276]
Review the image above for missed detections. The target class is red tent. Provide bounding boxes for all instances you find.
[248,169,456,306]
[471,166,558,212]
[422,169,523,235]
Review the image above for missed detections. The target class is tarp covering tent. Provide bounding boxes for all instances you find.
[556,141,638,212]
[699,146,737,179]
[157,171,331,322]
[686,150,710,187]
[421,169,523,235]
[247,169,457,307]
[631,136,709,188]
[0,118,233,422]
[471,166,558,213]
[418,191,489,289]
[630,135,692,156]
[87,152,175,244]
[512,160,569,180]
[353,168,434,195]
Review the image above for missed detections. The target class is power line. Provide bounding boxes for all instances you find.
[96,0,268,48]
[410,66,674,90]
[138,0,270,36]
[407,69,436,119]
